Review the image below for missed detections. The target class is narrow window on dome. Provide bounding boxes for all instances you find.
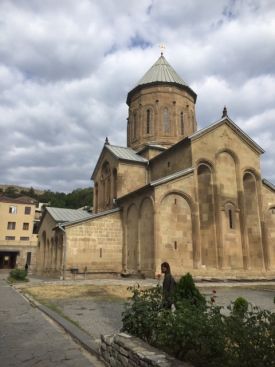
[180,112,184,135]
[163,108,170,134]
[133,113,137,139]
[146,109,151,134]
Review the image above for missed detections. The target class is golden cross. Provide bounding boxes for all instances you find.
[159,43,166,56]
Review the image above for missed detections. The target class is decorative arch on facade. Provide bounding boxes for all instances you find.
[197,163,217,268]
[112,169,117,200]
[139,197,154,274]
[264,205,275,269]
[101,161,111,207]
[159,191,194,274]
[243,171,264,269]
[126,204,138,272]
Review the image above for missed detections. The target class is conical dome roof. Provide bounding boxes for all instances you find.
[127,54,196,105]
[137,54,187,86]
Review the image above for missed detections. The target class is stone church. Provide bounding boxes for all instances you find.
[38,54,275,279]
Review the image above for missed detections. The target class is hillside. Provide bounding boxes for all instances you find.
[0,185,93,210]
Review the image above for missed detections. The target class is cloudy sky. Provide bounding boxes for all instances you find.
[0,0,274,192]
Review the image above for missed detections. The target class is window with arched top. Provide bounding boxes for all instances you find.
[133,112,137,139]
[146,109,151,134]
[225,203,236,230]
[163,108,170,134]
[180,112,184,135]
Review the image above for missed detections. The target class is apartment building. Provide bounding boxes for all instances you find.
[0,195,38,270]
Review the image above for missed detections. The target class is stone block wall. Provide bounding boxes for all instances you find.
[101,333,192,367]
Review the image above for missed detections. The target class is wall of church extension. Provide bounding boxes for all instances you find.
[117,163,147,199]
[64,211,123,275]
[149,140,192,181]
[243,172,264,269]
[126,204,138,272]
[261,184,275,270]
[127,85,197,151]
[37,213,64,276]
[197,164,217,268]
[120,188,155,277]
[139,198,154,274]
[215,151,243,269]
[154,173,199,277]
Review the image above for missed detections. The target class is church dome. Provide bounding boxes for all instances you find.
[127,54,196,105]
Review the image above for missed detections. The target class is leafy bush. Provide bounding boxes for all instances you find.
[122,274,275,367]
[9,269,28,281]
[174,272,206,307]
[122,284,162,342]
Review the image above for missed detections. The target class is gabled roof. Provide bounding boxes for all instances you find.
[91,143,148,180]
[106,145,148,163]
[189,116,265,154]
[60,208,121,228]
[46,207,92,223]
[127,55,197,104]
[262,179,275,191]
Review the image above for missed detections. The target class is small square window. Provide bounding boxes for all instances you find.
[5,236,15,240]
[20,237,29,241]
[25,206,31,215]
[7,222,16,230]
[23,223,29,230]
[9,206,17,214]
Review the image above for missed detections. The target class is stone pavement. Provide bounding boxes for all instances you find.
[0,279,105,367]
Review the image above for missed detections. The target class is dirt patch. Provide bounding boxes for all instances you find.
[22,284,138,302]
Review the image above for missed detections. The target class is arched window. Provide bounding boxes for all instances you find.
[113,169,117,200]
[225,203,236,229]
[180,112,184,135]
[146,109,151,134]
[133,112,137,139]
[163,108,170,134]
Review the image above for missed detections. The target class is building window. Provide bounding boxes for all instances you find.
[100,248,103,258]
[225,203,236,229]
[133,112,137,139]
[5,236,15,240]
[20,237,29,241]
[228,209,233,229]
[163,108,170,134]
[180,112,184,135]
[7,222,16,230]
[25,206,31,214]
[9,206,17,214]
[146,109,151,134]
[23,223,29,230]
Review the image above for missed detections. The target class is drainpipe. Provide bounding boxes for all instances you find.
[58,225,66,280]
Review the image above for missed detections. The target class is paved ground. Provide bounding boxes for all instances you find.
[0,279,104,367]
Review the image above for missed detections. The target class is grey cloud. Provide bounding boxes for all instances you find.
[0,0,274,191]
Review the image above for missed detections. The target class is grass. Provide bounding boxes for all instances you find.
[22,284,134,302]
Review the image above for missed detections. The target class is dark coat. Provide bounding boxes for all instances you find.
[162,273,176,308]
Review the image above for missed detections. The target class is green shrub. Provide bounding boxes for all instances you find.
[9,268,28,281]
[174,272,206,307]
[232,296,248,316]
[122,276,275,367]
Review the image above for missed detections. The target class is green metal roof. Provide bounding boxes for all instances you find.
[127,54,197,105]
[47,207,92,223]
[106,145,148,163]
[137,55,187,86]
